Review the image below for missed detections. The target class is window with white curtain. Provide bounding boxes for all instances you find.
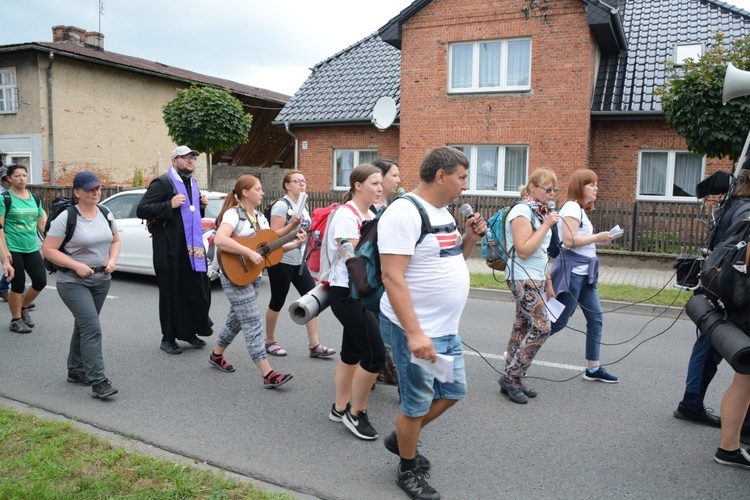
[452,145,528,194]
[0,68,17,113]
[333,149,377,190]
[449,38,531,93]
[637,150,703,201]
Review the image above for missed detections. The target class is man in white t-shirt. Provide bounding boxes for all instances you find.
[379,147,486,500]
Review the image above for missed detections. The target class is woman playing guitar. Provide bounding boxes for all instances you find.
[208,174,305,389]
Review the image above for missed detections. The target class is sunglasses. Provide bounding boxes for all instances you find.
[540,186,558,194]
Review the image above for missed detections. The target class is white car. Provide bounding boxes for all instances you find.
[101,189,226,276]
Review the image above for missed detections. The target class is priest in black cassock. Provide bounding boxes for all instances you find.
[137,146,212,355]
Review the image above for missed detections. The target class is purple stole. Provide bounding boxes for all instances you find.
[168,167,206,272]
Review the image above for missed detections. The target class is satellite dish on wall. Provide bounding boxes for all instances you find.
[371,96,397,131]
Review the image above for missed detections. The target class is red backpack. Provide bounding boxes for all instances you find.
[305,203,359,276]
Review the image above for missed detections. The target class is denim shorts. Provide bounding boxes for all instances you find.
[380,313,467,418]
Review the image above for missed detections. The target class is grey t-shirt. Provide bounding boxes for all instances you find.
[271,195,310,266]
[47,206,116,285]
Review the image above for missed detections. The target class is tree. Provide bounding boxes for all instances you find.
[162,84,253,187]
[657,31,750,162]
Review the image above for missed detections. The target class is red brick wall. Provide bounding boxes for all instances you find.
[591,120,735,202]
[294,126,400,191]
[398,0,598,192]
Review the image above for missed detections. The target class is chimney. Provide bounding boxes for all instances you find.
[84,31,104,50]
[51,25,96,48]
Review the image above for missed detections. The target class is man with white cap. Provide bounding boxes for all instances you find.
[136,146,212,354]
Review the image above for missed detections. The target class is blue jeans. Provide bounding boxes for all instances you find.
[550,273,603,362]
[0,274,9,292]
[57,280,111,385]
[380,313,467,418]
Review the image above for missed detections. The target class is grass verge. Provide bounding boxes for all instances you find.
[470,273,689,308]
[0,407,292,499]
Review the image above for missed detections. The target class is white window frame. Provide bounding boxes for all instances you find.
[636,149,705,202]
[448,38,532,94]
[332,149,377,190]
[450,144,529,195]
[0,68,17,114]
[674,43,702,65]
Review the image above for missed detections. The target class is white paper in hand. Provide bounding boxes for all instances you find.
[410,353,454,383]
[610,224,624,240]
[542,293,566,323]
[295,192,308,219]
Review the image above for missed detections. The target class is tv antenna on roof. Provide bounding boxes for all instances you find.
[98,1,105,34]
[371,96,397,131]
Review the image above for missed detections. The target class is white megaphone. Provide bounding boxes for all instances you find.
[722,63,750,104]
[722,63,750,175]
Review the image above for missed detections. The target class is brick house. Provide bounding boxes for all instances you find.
[0,25,293,188]
[275,0,750,204]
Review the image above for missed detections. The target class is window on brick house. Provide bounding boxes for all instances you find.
[674,43,702,65]
[452,145,528,194]
[637,150,704,201]
[0,68,17,113]
[333,149,377,190]
[449,38,531,93]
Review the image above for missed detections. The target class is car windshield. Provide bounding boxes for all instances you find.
[205,198,224,220]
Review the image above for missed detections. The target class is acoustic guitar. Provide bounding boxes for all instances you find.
[218,229,301,286]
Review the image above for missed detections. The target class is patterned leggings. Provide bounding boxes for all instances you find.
[504,279,551,380]
[217,274,266,364]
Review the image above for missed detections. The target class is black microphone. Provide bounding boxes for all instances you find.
[460,203,486,237]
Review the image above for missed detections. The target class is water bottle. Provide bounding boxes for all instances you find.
[340,238,356,260]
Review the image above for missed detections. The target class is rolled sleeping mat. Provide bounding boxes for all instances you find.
[288,282,330,325]
[686,295,750,374]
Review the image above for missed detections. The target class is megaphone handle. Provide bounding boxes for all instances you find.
[737,129,750,178]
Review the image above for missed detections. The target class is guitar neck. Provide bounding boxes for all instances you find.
[259,230,300,256]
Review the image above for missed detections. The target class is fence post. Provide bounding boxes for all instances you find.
[630,201,638,252]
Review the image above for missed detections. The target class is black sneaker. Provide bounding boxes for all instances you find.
[673,407,721,428]
[185,336,206,348]
[498,378,537,398]
[67,371,93,386]
[714,447,750,469]
[396,466,440,500]
[329,402,351,422]
[20,308,34,328]
[91,380,118,399]
[160,339,182,355]
[583,367,619,383]
[499,376,528,404]
[343,409,378,440]
[384,431,431,471]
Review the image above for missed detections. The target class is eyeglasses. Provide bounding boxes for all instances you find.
[178,155,197,162]
[289,178,307,185]
[541,186,558,194]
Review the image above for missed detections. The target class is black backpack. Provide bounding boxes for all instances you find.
[262,197,293,224]
[43,196,113,273]
[701,216,750,309]
[2,190,41,214]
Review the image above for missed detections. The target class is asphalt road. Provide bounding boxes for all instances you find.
[1,272,748,499]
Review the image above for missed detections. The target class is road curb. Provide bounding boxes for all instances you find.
[469,287,687,320]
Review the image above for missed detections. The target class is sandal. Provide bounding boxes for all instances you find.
[209,351,235,372]
[265,342,288,356]
[263,370,293,389]
[309,343,337,358]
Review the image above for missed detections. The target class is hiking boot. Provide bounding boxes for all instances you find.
[67,371,93,386]
[343,409,378,440]
[583,367,619,383]
[384,431,431,471]
[209,351,235,372]
[329,402,351,422]
[309,343,337,358]
[714,447,750,469]
[20,308,34,328]
[673,407,721,428]
[91,380,118,399]
[263,370,292,389]
[9,318,31,334]
[396,466,440,500]
[499,376,528,404]
[499,378,537,398]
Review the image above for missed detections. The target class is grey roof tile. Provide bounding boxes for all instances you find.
[274,33,401,124]
[594,0,750,113]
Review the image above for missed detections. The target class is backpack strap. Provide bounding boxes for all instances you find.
[59,206,79,251]
[3,191,42,215]
[399,194,441,245]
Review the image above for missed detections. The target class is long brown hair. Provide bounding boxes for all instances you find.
[567,169,598,211]
[342,163,380,203]
[216,174,259,226]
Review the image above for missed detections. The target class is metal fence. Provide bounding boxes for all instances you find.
[30,185,710,255]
